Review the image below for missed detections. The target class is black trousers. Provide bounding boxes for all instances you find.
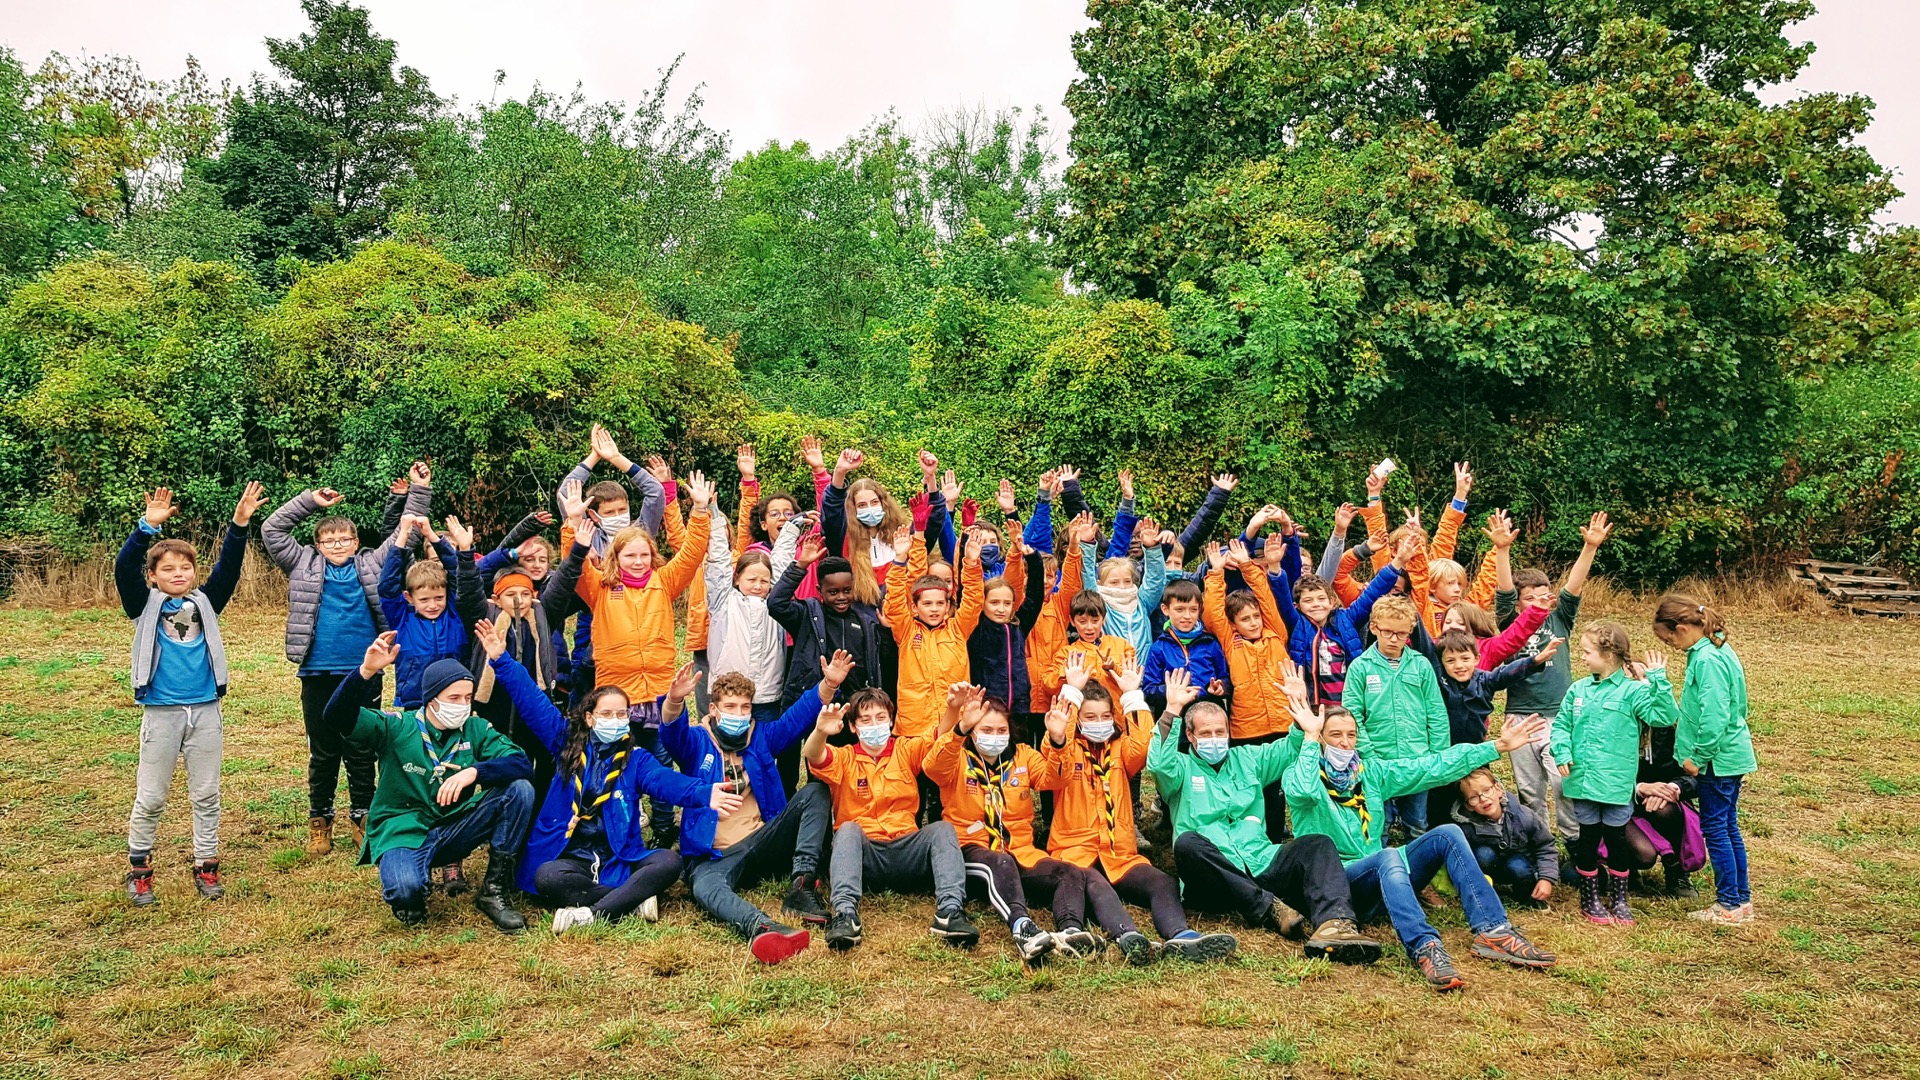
[533,849,683,921]
[963,846,1092,929]
[1110,863,1189,939]
[1173,831,1356,927]
[300,671,381,819]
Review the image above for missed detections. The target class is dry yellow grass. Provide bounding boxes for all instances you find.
[2,582,1918,1080]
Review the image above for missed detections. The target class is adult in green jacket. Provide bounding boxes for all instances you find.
[324,630,534,932]
[1283,693,1555,991]
[1341,596,1449,836]
[1147,669,1381,964]
[1654,595,1758,925]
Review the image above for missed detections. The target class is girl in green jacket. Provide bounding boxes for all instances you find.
[1654,595,1758,927]
[1551,621,1678,927]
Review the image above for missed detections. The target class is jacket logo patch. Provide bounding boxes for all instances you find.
[701,754,715,772]
[856,778,869,790]
[1190,776,1207,793]
[965,778,980,788]
[402,762,427,776]
[1367,674,1383,691]
[1006,777,1020,788]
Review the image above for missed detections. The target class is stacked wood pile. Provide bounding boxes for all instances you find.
[1791,560,1918,618]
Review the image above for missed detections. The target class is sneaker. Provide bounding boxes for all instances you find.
[306,816,333,857]
[638,896,659,923]
[1011,917,1054,963]
[550,906,595,934]
[1115,930,1159,967]
[392,904,427,927]
[1470,924,1556,968]
[126,867,156,907]
[1050,927,1104,959]
[1736,902,1757,923]
[1264,897,1308,939]
[1606,870,1635,926]
[825,911,863,951]
[1688,903,1745,926]
[1163,929,1238,962]
[1304,919,1382,965]
[931,908,980,948]
[347,812,368,850]
[1412,939,1465,991]
[440,863,470,898]
[191,860,224,900]
[750,920,810,965]
[781,879,830,925]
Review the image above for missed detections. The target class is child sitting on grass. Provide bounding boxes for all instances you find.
[116,482,266,906]
[1552,622,1678,926]
[1452,768,1558,909]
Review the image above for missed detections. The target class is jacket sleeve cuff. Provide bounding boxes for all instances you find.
[1120,690,1148,715]
[1056,684,1085,708]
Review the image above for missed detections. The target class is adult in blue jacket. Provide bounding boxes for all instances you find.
[473,622,731,934]
[663,649,857,965]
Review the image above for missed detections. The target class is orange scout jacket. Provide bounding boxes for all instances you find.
[1031,686,1154,881]
[572,508,711,700]
[1024,541,1085,715]
[884,538,984,739]
[810,736,934,843]
[924,731,1048,867]
[1203,561,1294,741]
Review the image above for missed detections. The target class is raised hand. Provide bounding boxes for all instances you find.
[410,460,432,486]
[1205,540,1225,570]
[1068,511,1097,546]
[1453,461,1474,502]
[1495,713,1548,754]
[710,782,745,817]
[1117,469,1135,501]
[390,476,409,495]
[821,649,856,687]
[684,470,715,509]
[960,528,981,565]
[473,618,506,660]
[557,479,588,523]
[1057,463,1080,485]
[666,660,704,704]
[736,443,757,482]
[957,687,988,733]
[1364,466,1388,498]
[997,479,1018,516]
[1211,473,1238,492]
[918,449,940,484]
[1533,637,1564,666]
[1643,648,1668,673]
[1279,656,1309,707]
[1580,511,1613,549]
[415,516,440,547]
[816,702,848,738]
[1226,538,1251,569]
[442,515,474,551]
[960,498,980,528]
[313,487,346,509]
[1294,702,1326,741]
[1115,657,1144,695]
[834,448,864,482]
[943,472,964,509]
[531,510,554,526]
[1037,468,1058,497]
[232,481,269,527]
[142,487,179,529]
[1404,507,1423,534]
[1485,509,1517,549]
[646,455,673,484]
[1163,667,1199,714]
[1276,509,1297,537]
[908,492,932,534]
[361,630,401,677]
[1333,502,1358,536]
[1063,650,1091,692]
[1137,517,1160,546]
[801,435,826,472]
[590,423,619,463]
[797,532,827,566]
[1043,700,1074,744]
[1391,531,1419,569]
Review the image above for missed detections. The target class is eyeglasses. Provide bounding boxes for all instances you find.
[318,536,356,548]
[1374,627,1412,639]
[589,712,629,723]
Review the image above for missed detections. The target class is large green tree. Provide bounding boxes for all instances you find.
[1063,0,1898,571]
[0,49,94,287]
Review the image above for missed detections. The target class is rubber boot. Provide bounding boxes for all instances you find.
[1577,868,1611,925]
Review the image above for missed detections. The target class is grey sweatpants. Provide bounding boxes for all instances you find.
[1510,736,1578,844]
[829,819,966,917]
[128,701,223,861]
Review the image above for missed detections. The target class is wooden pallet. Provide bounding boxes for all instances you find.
[1792,559,1917,618]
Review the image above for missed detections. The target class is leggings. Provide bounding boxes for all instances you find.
[1613,799,1688,872]
[532,849,683,922]
[963,847,1090,929]
[1110,863,1189,939]
[1572,822,1633,873]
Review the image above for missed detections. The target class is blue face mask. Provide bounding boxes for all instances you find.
[980,544,1003,566]
[855,507,885,528]
[1195,736,1230,765]
[715,711,753,737]
[973,732,1010,759]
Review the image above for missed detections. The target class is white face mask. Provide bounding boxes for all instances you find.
[591,715,629,742]
[1079,718,1115,744]
[1323,744,1358,771]
[857,723,892,750]
[598,512,631,533]
[429,699,471,730]
[973,732,1010,759]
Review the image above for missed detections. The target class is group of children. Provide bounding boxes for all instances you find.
[112,436,1761,988]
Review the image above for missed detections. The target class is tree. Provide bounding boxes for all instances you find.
[30,52,223,224]
[0,48,94,286]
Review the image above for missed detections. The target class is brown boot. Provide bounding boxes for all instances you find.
[1304,918,1383,965]
[306,816,332,857]
[347,812,368,851]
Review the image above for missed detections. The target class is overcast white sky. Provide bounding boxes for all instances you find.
[5,0,1915,223]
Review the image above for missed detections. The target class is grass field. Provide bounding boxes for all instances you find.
[3,589,1919,1079]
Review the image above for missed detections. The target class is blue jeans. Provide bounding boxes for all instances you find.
[1345,824,1509,956]
[377,780,535,910]
[1696,769,1750,907]
[1474,844,1538,890]
[1386,791,1428,835]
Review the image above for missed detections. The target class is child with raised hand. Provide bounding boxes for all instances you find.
[770,525,886,711]
[1081,504,1167,660]
[379,514,478,710]
[570,470,714,703]
[822,445,910,607]
[1342,594,1450,839]
[805,685,978,952]
[968,481,1045,721]
[1274,533,1412,710]
[1497,511,1614,852]
[702,497,789,752]
[1435,510,1549,671]
[1026,511,1093,722]
[471,620,733,934]
[1652,595,1758,926]
[1035,653,1239,964]
[1142,578,1228,715]
[116,482,266,906]
[466,520,577,822]
[262,461,434,858]
[1452,768,1559,909]
[1202,539,1294,743]
[1423,629,1562,827]
[1056,589,1137,706]
[884,505,985,741]
[1551,622,1678,926]
[1284,691,1556,991]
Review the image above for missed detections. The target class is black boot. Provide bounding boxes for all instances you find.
[1663,856,1699,899]
[474,849,526,934]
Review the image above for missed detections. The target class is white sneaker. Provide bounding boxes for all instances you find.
[639,896,659,923]
[1736,902,1757,924]
[551,906,594,934]
[1688,903,1744,926]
